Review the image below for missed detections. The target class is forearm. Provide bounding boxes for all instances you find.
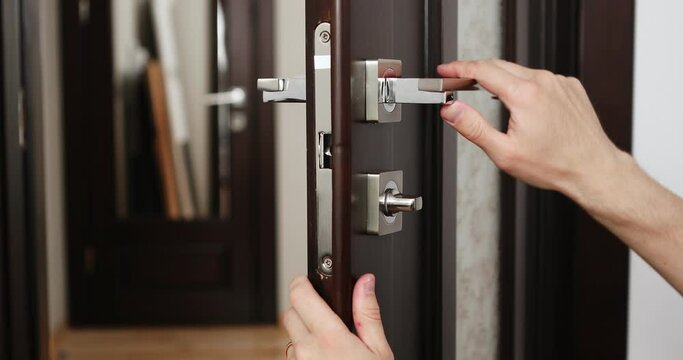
[565,150,683,293]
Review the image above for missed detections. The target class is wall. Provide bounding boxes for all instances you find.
[273,0,307,314]
[629,0,683,359]
[455,1,503,359]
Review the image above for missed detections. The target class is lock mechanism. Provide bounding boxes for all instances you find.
[354,171,423,236]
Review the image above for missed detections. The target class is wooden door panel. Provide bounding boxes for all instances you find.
[300,0,434,357]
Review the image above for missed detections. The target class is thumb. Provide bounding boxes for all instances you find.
[441,100,509,157]
[352,274,392,357]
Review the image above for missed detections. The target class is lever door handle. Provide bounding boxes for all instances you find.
[381,78,477,105]
[255,76,476,105]
[204,87,247,107]
[257,77,306,103]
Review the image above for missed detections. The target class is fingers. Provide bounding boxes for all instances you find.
[283,308,310,343]
[441,100,510,158]
[490,59,535,79]
[437,59,525,102]
[352,274,392,358]
[289,276,345,334]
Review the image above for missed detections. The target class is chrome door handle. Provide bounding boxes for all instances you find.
[381,78,477,104]
[257,77,306,103]
[355,58,478,123]
[204,87,247,107]
[255,73,475,106]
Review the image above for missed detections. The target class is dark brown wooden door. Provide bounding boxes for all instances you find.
[62,0,275,325]
[304,1,454,358]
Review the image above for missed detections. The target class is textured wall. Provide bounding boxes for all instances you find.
[455,1,503,359]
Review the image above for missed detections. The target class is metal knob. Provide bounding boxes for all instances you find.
[381,189,423,216]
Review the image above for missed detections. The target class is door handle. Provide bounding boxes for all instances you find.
[256,68,475,109]
[204,87,247,107]
[257,78,306,103]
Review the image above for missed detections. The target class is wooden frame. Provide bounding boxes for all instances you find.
[61,0,276,325]
[500,0,634,358]
[2,0,50,357]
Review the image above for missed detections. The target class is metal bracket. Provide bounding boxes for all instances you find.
[313,22,333,276]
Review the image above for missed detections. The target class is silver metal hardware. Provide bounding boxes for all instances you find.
[318,132,332,169]
[354,171,423,236]
[256,74,475,106]
[314,22,333,275]
[363,59,403,123]
[382,187,423,216]
[320,30,331,44]
[320,255,333,275]
[204,87,247,107]
[255,23,333,276]
[352,59,478,123]
[257,77,306,103]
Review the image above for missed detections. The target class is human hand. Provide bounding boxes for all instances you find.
[284,274,393,360]
[438,59,625,199]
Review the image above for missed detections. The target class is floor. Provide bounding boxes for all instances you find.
[52,326,289,360]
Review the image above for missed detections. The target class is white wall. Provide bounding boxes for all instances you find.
[274,0,308,314]
[629,1,683,359]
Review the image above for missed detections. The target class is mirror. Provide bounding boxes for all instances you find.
[112,0,236,221]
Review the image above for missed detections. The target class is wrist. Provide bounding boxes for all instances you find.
[559,147,636,213]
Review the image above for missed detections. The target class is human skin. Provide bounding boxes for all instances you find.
[283,59,683,359]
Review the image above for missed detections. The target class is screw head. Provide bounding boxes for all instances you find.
[320,256,333,273]
[320,30,331,43]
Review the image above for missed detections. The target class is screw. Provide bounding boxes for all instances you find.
[321,256,333,273]
[320,30,331,43]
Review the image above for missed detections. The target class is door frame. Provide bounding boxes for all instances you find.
[500,0,634,358]
[304,0,457,358]
[2,0,50,357]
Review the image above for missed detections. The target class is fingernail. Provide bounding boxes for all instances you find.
[364,275,375,295]
[443,101,464,124]
[437,64,446,72]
